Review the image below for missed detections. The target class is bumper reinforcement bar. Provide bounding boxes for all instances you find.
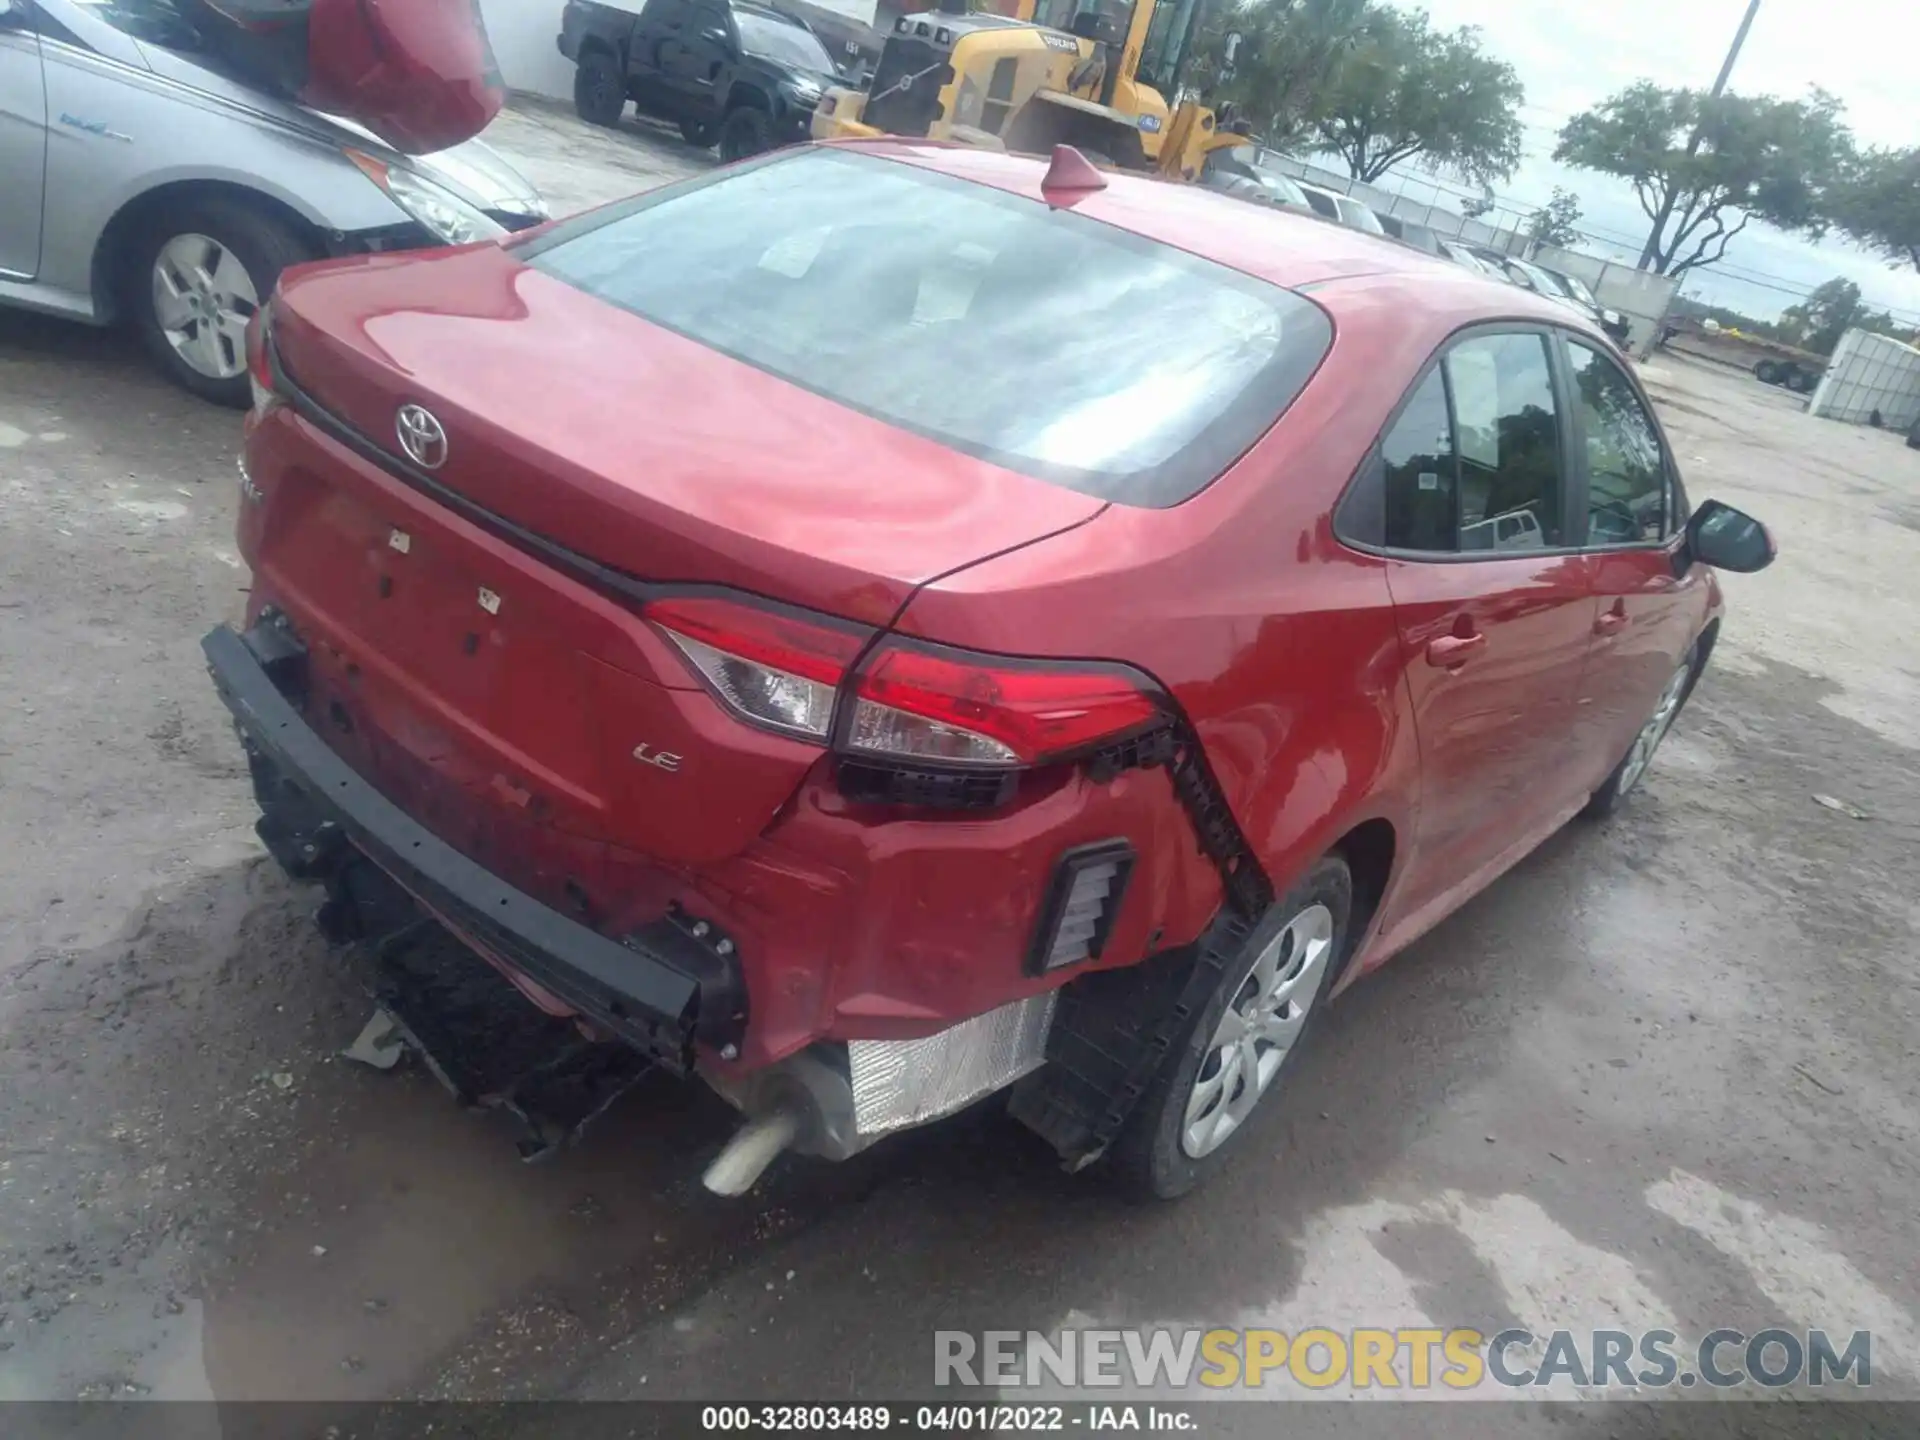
[202,623,712,1072]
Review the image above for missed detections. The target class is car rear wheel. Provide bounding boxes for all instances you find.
[718,106,774,162]
[130,200,315,407]
[574,49,626,127]
[1109,856,1352,1200]
[1785,366,1818,394]
[1754,359,1783,385]
[680,117,719,147]
[1582,646,1698,819]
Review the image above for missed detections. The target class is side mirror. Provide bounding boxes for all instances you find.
[1686,499,1775,573]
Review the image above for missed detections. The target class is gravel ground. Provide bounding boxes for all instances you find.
[0,105,1916,1428]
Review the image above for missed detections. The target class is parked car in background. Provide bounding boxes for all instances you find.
[0,0,546,405]
[1376,213,1446,258]
[1531,262,1631,346]
[1202,147,1315,211]
[1462,247,1631,347]
[560,0,842,160]
[1202,173,1275,208]
[1437,239,1498,276]
[1201,163,1312,212]
[1297,184,1387,236]
[212,143,1774,1202]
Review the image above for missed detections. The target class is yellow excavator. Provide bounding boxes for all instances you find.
[809,0,1248,180]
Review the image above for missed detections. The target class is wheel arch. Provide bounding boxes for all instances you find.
[726,82,773,113]
[91,180,331,326]
[1329,816,1396,985]
[576,31,630,76]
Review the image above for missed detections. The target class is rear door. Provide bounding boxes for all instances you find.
[1560,334,1710,780]
[0,0,45,280]
[659,0,730,114]
[1351,327,1599,919]
[631,0,690,106]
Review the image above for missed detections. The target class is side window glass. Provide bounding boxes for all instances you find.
[644,0,690,29]
[68,0,202,48]
[1444,332,1564,553]
[1567,340,1668,544]
[1382,369,1456,552]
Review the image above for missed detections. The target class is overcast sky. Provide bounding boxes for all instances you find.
[1408,0,1920,321]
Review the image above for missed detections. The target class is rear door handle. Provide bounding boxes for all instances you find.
[1594,603,1630,636]
[1426,633,1486,668]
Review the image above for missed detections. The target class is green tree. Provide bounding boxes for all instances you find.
[1552,83,1854,277]
[1831,147,1920,273]
[1306,8,1524,185]
[1779,277,1863,354]
[1777,276,1905,354]
[1195,0,1377,147]
[1526,187,1584,247]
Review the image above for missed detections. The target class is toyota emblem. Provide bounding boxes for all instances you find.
[396,404,448,470]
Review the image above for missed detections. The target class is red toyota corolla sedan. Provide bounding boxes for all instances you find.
[206,141,1774,1199]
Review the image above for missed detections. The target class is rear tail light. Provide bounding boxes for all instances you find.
[646,592,1166,778]
[245,301,281,415]
[847,643,1162,768]
[646,594,867,740]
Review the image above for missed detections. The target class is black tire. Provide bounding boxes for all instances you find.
[1581,641,1701,820]
[1107,856,1353,1201]
[128,198,315,408]
[679,117,720,147]
[1786,367,1819,394]
[718,105,774,163]
[574,48,627,127]
[1754,359,1783,385]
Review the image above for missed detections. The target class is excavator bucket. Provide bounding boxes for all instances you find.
[177,0,505,154]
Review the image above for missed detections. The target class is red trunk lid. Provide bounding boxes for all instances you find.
[249,244,1104,870]
[179,0,503,153]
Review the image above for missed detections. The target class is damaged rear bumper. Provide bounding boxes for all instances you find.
[202,621,729,1074]
[205,619,1060,1183]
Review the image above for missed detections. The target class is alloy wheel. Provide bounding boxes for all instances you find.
[1180,902,1334,1159]
[151,233,259,382]
[1616,659,1693,798]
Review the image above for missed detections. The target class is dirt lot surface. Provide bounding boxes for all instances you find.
[2,106,1917,1431]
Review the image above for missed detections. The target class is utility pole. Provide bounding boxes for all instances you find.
[1637,0,1762,270]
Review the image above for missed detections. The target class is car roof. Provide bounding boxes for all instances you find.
[737,2,809,23]
[832,140,1589,336]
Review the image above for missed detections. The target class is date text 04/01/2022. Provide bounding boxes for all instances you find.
[699,1404,1198,1431]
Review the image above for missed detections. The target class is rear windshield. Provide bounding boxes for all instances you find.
[521,149,1331,506]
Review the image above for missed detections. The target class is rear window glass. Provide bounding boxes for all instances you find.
[521,149,1331,506]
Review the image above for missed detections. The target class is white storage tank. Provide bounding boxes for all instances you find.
[1808,329,1920,433]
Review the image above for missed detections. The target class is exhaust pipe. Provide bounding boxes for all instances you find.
[702,1107,803,1196]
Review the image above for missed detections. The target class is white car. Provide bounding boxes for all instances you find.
[1296,184,1388,236]
[0,0,546,404]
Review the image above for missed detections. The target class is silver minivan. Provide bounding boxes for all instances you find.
[0,0,546,404]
